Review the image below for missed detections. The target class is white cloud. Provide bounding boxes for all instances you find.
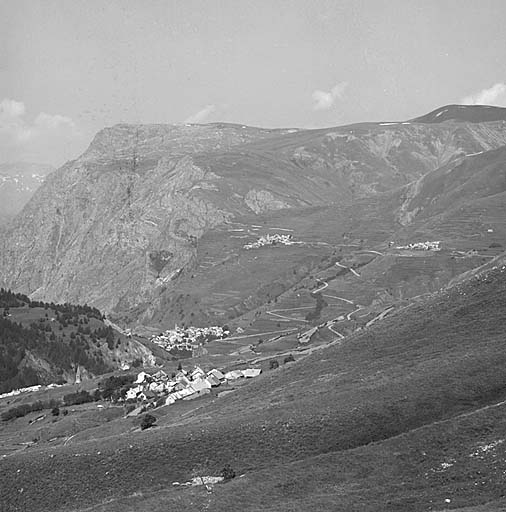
[0,98,26,119]
[461,83,506,106]
[0,98,81,165]
[34,112,76,131]
[312,82,348,110]
[184,104,216,124]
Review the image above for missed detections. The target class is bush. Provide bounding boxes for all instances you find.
[269,360,279,370]
[284,354,295,364]
[51,407,60,417]
[63,390,93,406]
[221,464,236,481]
[31,400,44,412]
[1,404,31,422]
[1,398,62,422]
[140,413,156,430]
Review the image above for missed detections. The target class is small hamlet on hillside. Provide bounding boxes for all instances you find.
[126,366,262,415]
[244,233,297,250]
[150,325,230,352]
[392,240,441,251]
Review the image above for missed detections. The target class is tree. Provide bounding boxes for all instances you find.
[140,413,156,430]
[269,360,279,370]
[51,406,60,417]
[284,354,295,364]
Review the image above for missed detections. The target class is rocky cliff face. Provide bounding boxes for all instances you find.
[2,113,506,328]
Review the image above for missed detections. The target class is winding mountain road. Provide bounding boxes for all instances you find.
[336,261,361,277]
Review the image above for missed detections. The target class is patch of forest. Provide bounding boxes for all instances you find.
[0,289,123,394]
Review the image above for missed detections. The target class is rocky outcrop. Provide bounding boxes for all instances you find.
[244,189,289,214]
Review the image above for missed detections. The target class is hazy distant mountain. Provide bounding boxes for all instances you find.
[1,108,506,331]
[411,103,506,123]
[0,162,55,224]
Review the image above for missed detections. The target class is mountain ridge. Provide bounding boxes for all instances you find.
[1,106,506,330]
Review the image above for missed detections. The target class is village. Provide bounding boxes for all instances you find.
[392,240,442,251]
[149,325,229,353]
[125,365,262,415]
[243,233,297,250]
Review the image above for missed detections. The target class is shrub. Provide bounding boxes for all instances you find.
[221,464,236,481]
[140,413,156,430]
[31,401,44,412]
[1,404,31,422]
[63,390,93,406]
[269,360,279,370]
[284,354,295,364]
[51,407,60,417]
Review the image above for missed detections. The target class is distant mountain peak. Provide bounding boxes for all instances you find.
[411,104,506,124]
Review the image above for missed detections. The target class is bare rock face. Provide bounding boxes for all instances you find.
[2,114,506,329]
[0,124,295,314]
[1,155,233,312]
[244,189,289,214]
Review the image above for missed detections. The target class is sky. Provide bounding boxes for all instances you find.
[1,0,506,166]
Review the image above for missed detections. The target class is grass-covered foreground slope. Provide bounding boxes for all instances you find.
[1,259,505,511]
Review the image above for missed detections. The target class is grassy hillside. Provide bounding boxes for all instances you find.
[1,262,505,511]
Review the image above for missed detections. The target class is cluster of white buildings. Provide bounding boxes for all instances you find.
[393,240,441,251]
[126,366,261,413]
[150,325,229,352]
[244,233,295,250]
[0,382,63,400]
